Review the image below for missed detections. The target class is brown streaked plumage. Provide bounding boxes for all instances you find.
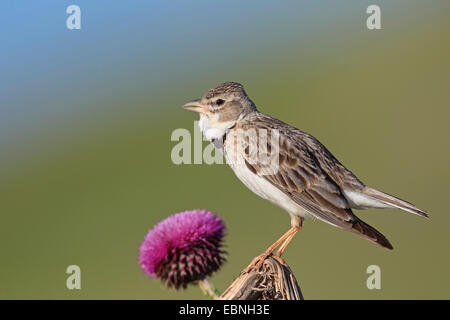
[183,82,428,270]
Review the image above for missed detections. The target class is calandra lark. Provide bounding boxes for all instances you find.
[183,82,428,270]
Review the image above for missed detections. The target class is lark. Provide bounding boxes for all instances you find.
[183,82,428,271]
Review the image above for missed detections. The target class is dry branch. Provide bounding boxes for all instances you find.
[219,255,303,300]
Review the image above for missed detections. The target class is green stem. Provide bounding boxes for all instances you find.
[198,278,219,300]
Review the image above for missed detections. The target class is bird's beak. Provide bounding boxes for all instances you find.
[182,99,207,114]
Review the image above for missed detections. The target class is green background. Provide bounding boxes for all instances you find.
[1,1,449,299]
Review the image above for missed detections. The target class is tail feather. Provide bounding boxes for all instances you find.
[350,218,393,250]
[364,187,429,218]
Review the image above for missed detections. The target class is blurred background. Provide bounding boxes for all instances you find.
[1,0,449,299]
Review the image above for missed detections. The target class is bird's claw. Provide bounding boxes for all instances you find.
[242,252,272,274]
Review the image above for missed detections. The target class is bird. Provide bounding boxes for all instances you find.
[183,81,428,271]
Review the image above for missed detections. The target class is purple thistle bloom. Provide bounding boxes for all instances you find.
[139,209,226,289]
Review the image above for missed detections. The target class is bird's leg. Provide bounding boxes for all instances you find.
[243,226,299,274]
[275,227,300,257]
[275,217,303,257]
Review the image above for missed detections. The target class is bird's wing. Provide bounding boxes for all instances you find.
[235,114,393,249]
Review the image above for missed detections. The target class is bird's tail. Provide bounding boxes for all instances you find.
[350,218,393,250]
[363,187,429,218]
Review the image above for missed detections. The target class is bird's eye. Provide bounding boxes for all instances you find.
[216,99,225,106]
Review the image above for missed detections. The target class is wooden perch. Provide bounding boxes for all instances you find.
[219,255,304,300]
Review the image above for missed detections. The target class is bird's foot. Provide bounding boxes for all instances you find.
[273,251,287,265]
[273,250,283,259]
[242,252,272,274]
[242,223,303,274]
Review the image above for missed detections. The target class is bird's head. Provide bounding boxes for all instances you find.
[183,82,256,125]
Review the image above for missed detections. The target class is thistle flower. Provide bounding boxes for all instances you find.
[139,209,226,289]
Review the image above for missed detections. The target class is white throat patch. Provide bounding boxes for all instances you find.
[198,115,235,142]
